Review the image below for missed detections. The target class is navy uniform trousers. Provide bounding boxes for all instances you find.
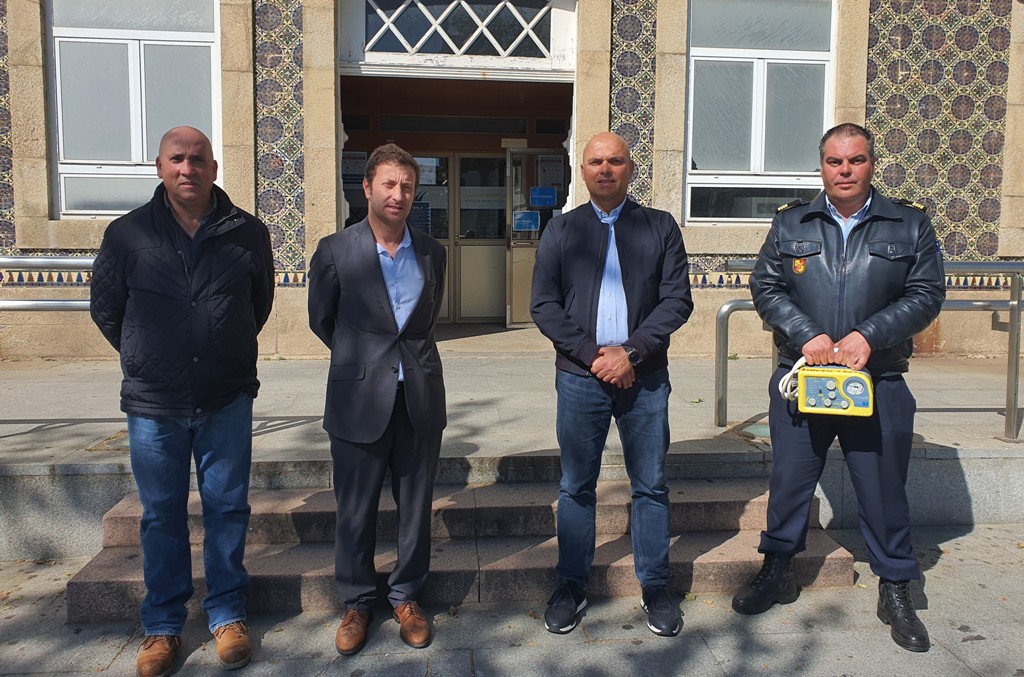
[760,366,922,582]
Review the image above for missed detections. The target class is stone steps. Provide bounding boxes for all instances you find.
[100,478,816,546]
[67,478,851,622]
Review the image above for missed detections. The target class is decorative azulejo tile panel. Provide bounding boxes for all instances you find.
[0,0,16,257]
[254,0,306,278]
[610,0,657,205]
[866,0,1011,261]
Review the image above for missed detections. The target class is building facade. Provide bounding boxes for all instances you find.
[1,0,1021,357]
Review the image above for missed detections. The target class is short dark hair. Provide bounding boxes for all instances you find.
[819,123,877,161]
[364,143,420,186]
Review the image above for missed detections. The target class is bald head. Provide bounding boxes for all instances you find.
[159,126,213,157]
[156,126,218,218]
[581,132,635,213]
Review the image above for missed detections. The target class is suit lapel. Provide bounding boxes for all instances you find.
[353,220,401,332]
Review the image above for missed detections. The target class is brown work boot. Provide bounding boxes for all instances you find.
[136,635,180,677]
[393,601,432,648]
[213,621,251,670]
[336,608,373,656]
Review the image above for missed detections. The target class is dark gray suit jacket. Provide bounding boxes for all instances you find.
[308,219,447,444]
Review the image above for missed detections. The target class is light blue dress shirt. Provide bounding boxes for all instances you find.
[377,227,423,380]
[825,189,873,248]
[593,198,630,347]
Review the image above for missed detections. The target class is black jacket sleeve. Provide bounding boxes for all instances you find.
[90,224,129,352]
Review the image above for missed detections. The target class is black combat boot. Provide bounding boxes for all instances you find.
[732,552,799,614]
[877,579,930,652]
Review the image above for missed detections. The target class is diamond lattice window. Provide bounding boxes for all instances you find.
[365,0,551,58]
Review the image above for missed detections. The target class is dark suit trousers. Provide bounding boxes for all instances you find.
[760,367,921,581]
[330,385,443,610]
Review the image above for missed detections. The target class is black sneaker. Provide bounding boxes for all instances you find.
[544,582,588,634]
[641,586,682,637]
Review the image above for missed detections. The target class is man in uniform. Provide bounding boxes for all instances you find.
[733,123,944,652]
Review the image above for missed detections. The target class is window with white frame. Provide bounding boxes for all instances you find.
[340,0,576,80]
[686,0,833,221]
[50,0,219,216]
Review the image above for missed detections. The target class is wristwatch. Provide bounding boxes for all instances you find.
[622,344,642,367]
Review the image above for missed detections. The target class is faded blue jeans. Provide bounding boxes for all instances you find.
[126,393,253,635]
[554,368,671,590]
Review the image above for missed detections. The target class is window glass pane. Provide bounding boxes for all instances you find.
[58,41,132,162]
[143,44,213,162]
[691,60,752,171]
[690,0,831,51]
[414,157,450,240]
[765,63,825,172]
[63,176,159,212]
[690,186,820,219]
[460,157,505,239]
[53,0,214,32]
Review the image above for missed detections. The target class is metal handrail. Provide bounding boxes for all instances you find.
[716,260,1024,441]
[0,257,95,312]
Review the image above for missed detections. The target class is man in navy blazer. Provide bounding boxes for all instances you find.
[308,144,447,656]
[531,132,693,637]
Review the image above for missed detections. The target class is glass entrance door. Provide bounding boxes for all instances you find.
[455,155,506,321]
[506,148,570,326]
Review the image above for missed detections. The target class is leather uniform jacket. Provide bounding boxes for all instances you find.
[749,188,945,376]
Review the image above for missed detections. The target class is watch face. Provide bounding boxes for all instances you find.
[627,348,641,366]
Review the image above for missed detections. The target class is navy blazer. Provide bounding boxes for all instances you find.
[530,199,693,376]
[308,219,447,443]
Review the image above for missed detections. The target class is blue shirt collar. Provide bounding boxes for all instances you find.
[824,189,872,226]
[590,197,628,224]
[376,226,413,254]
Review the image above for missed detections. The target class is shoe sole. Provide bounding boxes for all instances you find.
[544,600,588,634]
[641,602,682,637]
[218,654,251,671]
[876,610,931,652]
[731,586,801,615]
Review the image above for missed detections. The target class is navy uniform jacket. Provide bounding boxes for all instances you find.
[750,188,945,375]
[530,199,693,376]
[308,219,447,444]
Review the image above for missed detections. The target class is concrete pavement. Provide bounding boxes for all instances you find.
[2,524,1023,675]
[2,324,1024,674]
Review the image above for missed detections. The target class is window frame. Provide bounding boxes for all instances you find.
[49,21,221,217]
[684,4,837,223]
[339,0,576,81]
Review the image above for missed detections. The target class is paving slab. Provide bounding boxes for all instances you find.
[4,523,1024,676]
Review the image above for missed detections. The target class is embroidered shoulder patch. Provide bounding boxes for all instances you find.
[893,198,928,213]
[776,199,807,214]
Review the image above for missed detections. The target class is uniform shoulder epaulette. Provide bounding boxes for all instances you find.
[776,199,807,214]
[892,198,928,213]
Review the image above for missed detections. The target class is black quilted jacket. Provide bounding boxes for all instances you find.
[91,184,275,416]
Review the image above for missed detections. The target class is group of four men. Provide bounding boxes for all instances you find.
[90,122,944,677]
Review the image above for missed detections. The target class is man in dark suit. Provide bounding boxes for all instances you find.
[308,143,447,656]
[531,132,693,637]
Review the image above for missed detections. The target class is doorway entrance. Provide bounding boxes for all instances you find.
[338,75,573,323]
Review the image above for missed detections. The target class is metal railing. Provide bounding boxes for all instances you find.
[715,260,1024,441]
[0,257,94,311]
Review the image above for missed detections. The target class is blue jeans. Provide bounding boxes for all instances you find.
[126,393,254,635]
[554,368,671,589]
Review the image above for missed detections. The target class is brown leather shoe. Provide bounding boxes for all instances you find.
[136,635,180,677]
[213,621,251,670]
[336,608,373,656]
[393,601,432,648]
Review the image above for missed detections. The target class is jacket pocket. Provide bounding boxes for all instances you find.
[778,239,823,258]
[868,240,915,261]
[329,364,365,381]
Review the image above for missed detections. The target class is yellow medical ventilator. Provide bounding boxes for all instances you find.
[779,357,874,417]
